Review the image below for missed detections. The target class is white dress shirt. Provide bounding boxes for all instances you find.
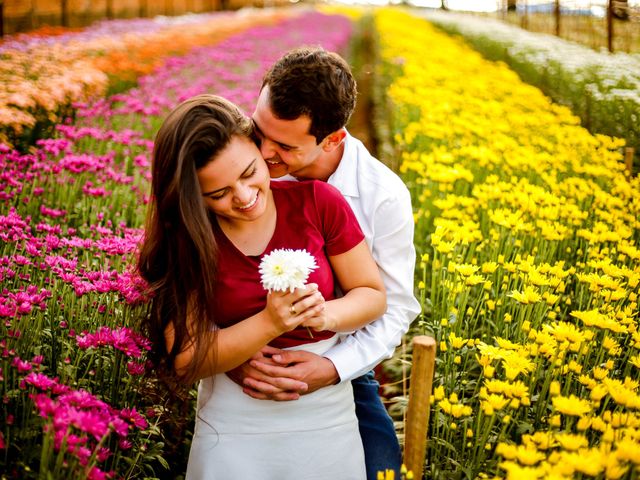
[323,132,421,382]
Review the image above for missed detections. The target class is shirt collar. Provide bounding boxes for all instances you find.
[328,131,360,198]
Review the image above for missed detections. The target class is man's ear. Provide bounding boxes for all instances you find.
[321,129,347,152]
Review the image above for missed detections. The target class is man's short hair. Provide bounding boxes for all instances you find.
[261,47,357,144]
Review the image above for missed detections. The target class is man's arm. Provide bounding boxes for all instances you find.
[320,190,420,381]
[237,188,420,398]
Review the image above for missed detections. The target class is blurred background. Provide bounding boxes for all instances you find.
[1,0,639,53]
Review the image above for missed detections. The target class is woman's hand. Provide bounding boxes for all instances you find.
[264,283,325,335]
[300,291,338,332]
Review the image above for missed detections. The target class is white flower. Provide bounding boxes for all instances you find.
[259,248,318,292]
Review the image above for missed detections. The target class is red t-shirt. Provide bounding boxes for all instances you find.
[212,180,365,348]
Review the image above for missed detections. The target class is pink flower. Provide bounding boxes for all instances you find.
[118,439,132,450]
[24,372,58,390]
[120,407,148,430]
[87,466,111,480]
[11,356,32,373]
[96,447,112,462]
[126,361,145,376]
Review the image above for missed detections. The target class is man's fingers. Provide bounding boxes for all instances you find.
[243,372,308,393]
[260,345,285,357]
[250,360,304,382]
[271,349,312,365]
[242,387,300,401]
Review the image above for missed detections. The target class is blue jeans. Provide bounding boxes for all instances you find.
[352,371,402,480]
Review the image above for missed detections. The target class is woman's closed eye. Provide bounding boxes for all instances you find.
[242,167,257,179]
[206,167,257,201]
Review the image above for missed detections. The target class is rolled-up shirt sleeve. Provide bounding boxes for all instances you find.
[323,188,421,382]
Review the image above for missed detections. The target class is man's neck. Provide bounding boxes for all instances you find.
[296,141,345,182]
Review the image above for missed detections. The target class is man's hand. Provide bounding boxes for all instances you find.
[226,346,340,401]
[226,346,308,400]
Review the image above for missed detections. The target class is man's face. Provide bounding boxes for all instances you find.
[252,86,325,179]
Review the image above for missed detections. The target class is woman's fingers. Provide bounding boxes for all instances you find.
[290,291,324,315]
[265,284,325,332]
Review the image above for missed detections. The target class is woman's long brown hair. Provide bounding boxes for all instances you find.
[137,94,252,385]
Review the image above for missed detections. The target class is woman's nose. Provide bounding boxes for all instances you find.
[234,183,253,205]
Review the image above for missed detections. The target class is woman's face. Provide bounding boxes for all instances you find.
[197,136,271,225]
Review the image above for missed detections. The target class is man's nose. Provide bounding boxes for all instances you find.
[260,138,277,159]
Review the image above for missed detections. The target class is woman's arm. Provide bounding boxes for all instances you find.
[166,285,324,382]
[303,239,386,333]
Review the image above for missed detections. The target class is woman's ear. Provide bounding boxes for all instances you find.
[321,129,347,152]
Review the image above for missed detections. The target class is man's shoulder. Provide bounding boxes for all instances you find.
[352,146,410,200]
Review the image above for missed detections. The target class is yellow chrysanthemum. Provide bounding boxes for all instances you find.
[552,395,592,416]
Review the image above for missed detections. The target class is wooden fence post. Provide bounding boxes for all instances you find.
[106,0,114,19]
[607,0,614,52]
[625,147,635,176]
[404,336,437,480]
[139,0,148,18]
[61,0,68,27]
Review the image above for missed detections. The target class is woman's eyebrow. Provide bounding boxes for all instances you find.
[202,159,257,196]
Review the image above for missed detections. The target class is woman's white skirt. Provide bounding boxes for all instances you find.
[185,335,366,480]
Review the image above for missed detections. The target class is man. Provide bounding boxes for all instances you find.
[228,47,421,479]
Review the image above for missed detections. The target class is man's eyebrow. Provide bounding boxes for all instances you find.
[202,159,257,196]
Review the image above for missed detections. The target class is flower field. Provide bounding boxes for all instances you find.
[0,10,352,478]
[2,4,640,479]
[375,8,640,480]
[0,9,291,150]
[420,9,640,174]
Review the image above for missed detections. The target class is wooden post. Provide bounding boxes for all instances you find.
[607,0,614,52]
[139,0,148,18]
[61,0,68,27]
[106,0,114,19]
[404,336,437,480]
[30,0,36,30]
[554,0,561,36]
[625,147,635,175]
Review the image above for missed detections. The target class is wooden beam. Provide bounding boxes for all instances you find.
[607,0,614,52]
[403,336,437,480]
[625,147,635,176]
[61,0,68,27]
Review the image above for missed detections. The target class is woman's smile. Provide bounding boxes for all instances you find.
[237,191,259,211]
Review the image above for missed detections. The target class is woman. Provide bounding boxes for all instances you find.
[137,94,386,479]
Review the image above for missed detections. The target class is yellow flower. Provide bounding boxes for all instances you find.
[554,433,588,451]
[502,354,535,380]
[448,332,466,349]
[454,263,479,276]
[481,393,510,412]
[508,286,542,304]
[570,309,627,333]
[482,262,499,273]
[498,461,543,480]
[552,394,592,416]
